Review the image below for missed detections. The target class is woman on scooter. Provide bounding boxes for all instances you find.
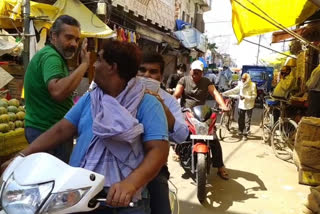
[1,40,170,214]
[174,60,230,180]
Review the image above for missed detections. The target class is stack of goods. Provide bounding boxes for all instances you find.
[0,98,28,158]
[303,186,320,214]
[294,117,320,186]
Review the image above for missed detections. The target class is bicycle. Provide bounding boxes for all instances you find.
[270,97,298,161]
[218,96,237,141]
[261,97,279,144]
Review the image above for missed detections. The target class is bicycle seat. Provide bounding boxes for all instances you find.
[266,99,279,106]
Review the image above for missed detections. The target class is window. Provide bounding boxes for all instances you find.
[182,11,185,21]
[186,14,190,23]
[191,17,193,26]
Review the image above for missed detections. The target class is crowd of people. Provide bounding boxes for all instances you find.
[0,15,259,214]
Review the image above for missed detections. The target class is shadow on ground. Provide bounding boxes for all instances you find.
[177,200,251,214]
[199,168,267,213]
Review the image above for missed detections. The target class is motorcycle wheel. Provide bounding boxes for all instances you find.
[196,153,207,203]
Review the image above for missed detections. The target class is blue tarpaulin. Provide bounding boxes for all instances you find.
[176,19,191,31]
[174,27,206,52]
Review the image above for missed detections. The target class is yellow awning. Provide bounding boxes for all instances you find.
[231,0,319,43]
[53,0,114,38]
[0,0,114,38]
[0,0,58,29]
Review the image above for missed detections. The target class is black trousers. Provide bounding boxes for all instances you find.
[238,108,253,136]
[147,165,171,214]
[210,139,224,168]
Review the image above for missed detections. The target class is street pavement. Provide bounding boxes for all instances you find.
[168,105,310,214]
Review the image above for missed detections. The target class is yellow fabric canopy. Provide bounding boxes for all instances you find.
[0,0,114,38]
[53,0,114,38]
[0,0,58,29]
[231,0,319,43]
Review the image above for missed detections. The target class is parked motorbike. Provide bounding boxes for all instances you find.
[0,153,136,214]
[175,105,219,203]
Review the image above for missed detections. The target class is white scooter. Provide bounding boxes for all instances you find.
[0,152,107,214]
[0,153,180,214]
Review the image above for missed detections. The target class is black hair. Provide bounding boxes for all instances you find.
[50,15,80,38]
[102,40,142,82]
[142,52,165,74]
[177,63,186,72]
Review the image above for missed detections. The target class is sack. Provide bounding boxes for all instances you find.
[272,68,297,98]
[295,117,320,186]
[0,128,28,157]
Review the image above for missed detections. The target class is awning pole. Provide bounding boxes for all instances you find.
[23,0,30,73]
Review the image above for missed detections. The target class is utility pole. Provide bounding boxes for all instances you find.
[23,0,30,72]
[256,35,261,65]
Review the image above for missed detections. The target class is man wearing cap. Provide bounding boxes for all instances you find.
[173,60,230,180]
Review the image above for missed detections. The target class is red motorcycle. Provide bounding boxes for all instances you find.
[175,105,219,203]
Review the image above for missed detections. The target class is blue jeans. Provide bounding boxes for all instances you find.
[25,127,73,163]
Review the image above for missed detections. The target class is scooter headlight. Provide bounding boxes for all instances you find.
[1,175,53,214]
[40,187,90,213]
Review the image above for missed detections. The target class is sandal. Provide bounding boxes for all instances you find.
[217,169,229,180]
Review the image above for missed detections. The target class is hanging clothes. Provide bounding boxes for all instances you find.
[133,32,136,43]
[128,31,132,43]
[117,27,122,41]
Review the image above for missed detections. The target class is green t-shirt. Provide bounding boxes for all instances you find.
[24,45,73,131]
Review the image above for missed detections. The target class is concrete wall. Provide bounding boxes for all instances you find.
[112,0,175,30]
[175,0,196,26]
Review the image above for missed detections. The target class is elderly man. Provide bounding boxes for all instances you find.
[3,40,169,214]
[174,60,230,180]
[23,15,90,162]
[223,73,257,140]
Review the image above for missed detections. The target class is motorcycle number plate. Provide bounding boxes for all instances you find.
[190,135,214,140]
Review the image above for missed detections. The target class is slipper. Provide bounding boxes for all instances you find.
[172,154,180,162]
[217,170,229,180]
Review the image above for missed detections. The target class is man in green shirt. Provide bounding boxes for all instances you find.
[24,15,90,162]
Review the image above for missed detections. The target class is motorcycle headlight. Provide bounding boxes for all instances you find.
[40,187,90,213]
[1,175,53,214]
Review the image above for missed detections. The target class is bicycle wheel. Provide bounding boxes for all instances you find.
[262,106,272,143]
[271,119,297,161]
[218,113,229,140]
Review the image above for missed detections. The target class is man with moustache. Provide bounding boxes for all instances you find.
[23,15,90,163]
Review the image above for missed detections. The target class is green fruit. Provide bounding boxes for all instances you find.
[8,99,20,107]
[8,112,17,121]
[7,106,18,113]
[0,114,9,123]
[1,98,8,103]
[0,100,8,108]
[18,106,25,112]
[0,107,7,115]
[8,121,15,130]
[15,120,23,128]
[16,111,25,120]
[15,127,24,131]
[0,123,9,133]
